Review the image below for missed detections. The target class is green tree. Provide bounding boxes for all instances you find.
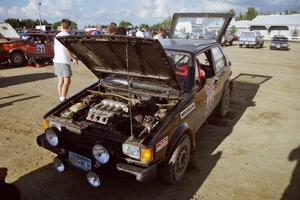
[231,25,237,34]
[21,19,36,28]
[53,20,77,30]
[139,23,150,30]
[119,21,133,29]
[4,18,21,28]
[245,7,258,20]
[235,12,244,21]
[150,17,171,29]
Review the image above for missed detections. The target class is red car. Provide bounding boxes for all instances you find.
[0,23,54,66]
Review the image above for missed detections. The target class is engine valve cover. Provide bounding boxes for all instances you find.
[86,99,127,124]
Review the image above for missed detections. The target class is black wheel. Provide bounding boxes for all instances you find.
[159,134,191,184]
[239,44,242,48]
[260,42,264,48]
[10,51,26,66]
[216,83,230,117]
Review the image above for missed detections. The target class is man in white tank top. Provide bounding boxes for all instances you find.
[53,19,78,102]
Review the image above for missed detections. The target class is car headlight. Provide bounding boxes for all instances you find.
[45,128,59,147]
[122,144,140,159]
[92,144,110,164]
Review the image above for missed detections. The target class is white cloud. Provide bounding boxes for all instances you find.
[0,0,299,28]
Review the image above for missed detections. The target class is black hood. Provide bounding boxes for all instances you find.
[57,35,181,91]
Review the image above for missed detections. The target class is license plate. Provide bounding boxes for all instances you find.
[276,45,280,48]
[69,151,92,171]
[245,42,248,44]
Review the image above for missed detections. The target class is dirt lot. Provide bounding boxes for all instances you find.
[1,41,300,200]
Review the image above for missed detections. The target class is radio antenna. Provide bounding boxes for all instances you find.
[126,42,134,138]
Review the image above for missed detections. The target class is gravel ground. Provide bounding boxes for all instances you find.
[0,41,299,200]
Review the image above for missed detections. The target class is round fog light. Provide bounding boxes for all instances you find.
[92,144,110,164]
[86,171,101,187]
[53,157,65,173]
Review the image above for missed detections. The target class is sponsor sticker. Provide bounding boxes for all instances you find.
[180,103,195,119]
[156,136,168,152]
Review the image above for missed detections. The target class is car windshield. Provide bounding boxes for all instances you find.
[240,32,255,37]
[172,16,225,40]
[103,77,174,93]
[273,36,288,41]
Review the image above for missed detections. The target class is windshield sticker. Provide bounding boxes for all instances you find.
[180,103,195,119]
[205,83,215,116]
[156,136,168,152]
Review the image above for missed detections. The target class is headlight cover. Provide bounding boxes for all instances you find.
[92,144,110,164]
[122,144,140,159]
[45,128,59,147]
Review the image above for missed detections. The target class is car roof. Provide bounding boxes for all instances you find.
[159,38,218,54]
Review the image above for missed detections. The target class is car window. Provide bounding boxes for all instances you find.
[211,47,226,74]
[167,51,192,91]
[240,32,255,37]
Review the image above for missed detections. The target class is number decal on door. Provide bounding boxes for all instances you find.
[36,44,45,53]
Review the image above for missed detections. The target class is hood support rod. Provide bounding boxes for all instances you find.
[126,43,134,138]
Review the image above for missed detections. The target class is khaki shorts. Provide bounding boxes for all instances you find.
[54,63,72,77]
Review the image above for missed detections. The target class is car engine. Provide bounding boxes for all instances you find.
[57,89,177,138]
[86,99,128,125]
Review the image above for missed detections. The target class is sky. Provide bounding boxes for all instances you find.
[0,0,300,28]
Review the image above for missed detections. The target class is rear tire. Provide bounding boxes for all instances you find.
[10,51,26,66]
[239,44,243,48]
[216,83,230,117]
[158,134,191,184]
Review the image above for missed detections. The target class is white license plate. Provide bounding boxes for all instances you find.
[276,45,280,48]
[245,42,248,44]
[69,151,92,171]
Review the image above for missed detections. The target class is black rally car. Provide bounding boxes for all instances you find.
[37,13,233,187]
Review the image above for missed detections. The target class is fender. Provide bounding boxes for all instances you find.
[9,48,29,59]
[165,122,194,159]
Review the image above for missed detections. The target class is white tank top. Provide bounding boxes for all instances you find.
[53,31,71,65]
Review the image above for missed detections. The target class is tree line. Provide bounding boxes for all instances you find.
[4,18,77,30]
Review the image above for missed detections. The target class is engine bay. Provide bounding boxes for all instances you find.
[54,83,178,138]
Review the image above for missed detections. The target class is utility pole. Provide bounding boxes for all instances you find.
[38,2,42,26]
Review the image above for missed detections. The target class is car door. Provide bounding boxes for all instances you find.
[210,46,229,110]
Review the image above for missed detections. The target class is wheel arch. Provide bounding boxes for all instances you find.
[166,122,195,159]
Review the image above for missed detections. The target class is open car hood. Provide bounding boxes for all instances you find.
[57,35,181,91]
[0,23,20,39]
[170,13,233,43]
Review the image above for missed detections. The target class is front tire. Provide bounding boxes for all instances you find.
[10,51,26,66]
[159,134,191,184]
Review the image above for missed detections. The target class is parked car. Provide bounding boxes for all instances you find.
[0,23,54,66]
[37,12,233,187]
[221,30,234,46]
[270,35,289,50]
[239,31,264,48]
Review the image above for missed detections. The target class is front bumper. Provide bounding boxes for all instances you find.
[36,133,157,182]
[239,41,256,46]
[270,44,289,49]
